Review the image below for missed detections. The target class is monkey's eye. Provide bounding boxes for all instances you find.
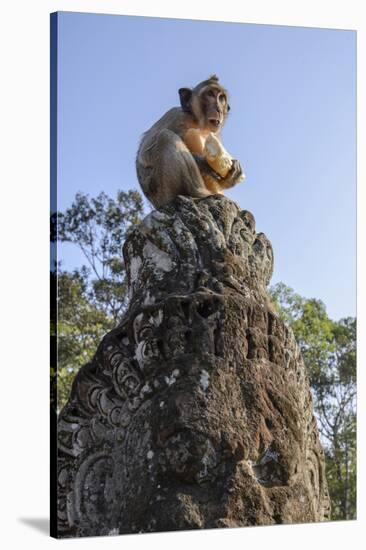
[207,89,215,97]
[219,94,226,103]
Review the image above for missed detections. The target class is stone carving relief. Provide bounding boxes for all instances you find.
[56,195,330,537]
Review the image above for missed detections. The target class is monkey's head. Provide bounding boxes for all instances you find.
[179,75,231,133]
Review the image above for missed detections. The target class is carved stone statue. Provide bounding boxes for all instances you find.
[56,195,330,537]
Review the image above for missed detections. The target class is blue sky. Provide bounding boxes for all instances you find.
[55,12,356,321]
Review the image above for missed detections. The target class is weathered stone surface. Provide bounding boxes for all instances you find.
[56,195,330,537]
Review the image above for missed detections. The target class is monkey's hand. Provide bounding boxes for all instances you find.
[219,159,245,189]
[192,153,223,182]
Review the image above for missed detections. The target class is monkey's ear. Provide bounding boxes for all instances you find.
[179,88,192,112]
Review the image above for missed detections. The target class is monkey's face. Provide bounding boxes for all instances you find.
[179,77,230,133]
[198,85,230,132]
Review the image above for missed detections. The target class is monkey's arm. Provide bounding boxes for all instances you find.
[218,159,244,189]
[191,153,224,182]
[193,152,244,191]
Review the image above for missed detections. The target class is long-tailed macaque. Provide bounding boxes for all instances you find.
[136,75,244,209]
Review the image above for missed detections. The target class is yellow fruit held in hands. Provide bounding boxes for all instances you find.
[204,133,233,178]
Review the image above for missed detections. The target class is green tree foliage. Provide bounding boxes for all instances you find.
[51,189,144,411]
[56,270,114,409]
[269,282,356,520]
[54,189,143,324]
